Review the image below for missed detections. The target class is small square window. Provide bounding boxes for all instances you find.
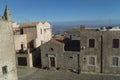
[89,39,95,48]
[113,39,119,48]
[112,57,119,66]
[2,66,7,74]
[69,56,73,59]
[89,57,95,65]
[50,48,54,51]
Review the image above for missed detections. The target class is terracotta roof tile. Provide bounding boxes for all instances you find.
[51,36,65,45]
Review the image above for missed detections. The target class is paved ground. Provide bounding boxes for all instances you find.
[18,66,120,80]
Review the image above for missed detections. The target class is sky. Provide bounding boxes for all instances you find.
[0,0,120,25]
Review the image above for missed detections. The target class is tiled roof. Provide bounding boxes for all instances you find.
[51,36,65,45]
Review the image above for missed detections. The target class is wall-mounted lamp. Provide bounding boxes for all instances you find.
[81,46,85,50]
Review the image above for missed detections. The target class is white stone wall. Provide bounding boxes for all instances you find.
[12,22,19,28]
[14,34,27,51]
[35,22,52,47]
[0,21,18,80]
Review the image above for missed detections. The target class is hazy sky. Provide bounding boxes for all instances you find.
[0,0,120,23]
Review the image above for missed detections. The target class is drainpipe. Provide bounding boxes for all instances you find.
[100,32,103,73]
[77,53,80,74]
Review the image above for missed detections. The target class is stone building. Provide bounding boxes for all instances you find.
[20,22,52,48]
[41,25,120,74]
[101,27,120,74]
[0,6,18,80]
[80,27,102,73]
[13,23,33,67]
[41,36,65,70]
[80,26,120,74]
[41,35,80,71]
[13,21,52,67]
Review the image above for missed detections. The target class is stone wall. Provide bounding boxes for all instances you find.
[64,51,79,71]
[80,29,102,73]
[102,31,120,74]
[41,40,80,71]
[14,34,27,51]
[80,27,120,74]
[0,20,18,80]
[41,41,64,70]
[22,27,37,44]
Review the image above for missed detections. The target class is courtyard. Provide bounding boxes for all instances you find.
[18,66,120,80]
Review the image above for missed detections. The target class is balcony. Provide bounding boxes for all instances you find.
[16,49,29,54]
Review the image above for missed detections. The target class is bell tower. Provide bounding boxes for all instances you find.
[2,5,12,21]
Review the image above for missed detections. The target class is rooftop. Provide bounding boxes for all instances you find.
[65,28,80,32]
[21,22,40,27]
[51,36,65,45]
[20,22,48,27]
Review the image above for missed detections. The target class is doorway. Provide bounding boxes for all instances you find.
[18,57,27,66]
[50,57,55,67]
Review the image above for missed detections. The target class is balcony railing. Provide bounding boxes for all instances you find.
[16,49,29,54]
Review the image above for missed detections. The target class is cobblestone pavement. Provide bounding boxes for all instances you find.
[18,66,120,80]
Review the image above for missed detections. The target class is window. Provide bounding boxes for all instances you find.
[112,57,118,66]
[18,57,27,66]
[69,56,73,59]
[20,29,23,34]
[113,39,119,48]
[2,66,7,74]
[50,48,54,51]
[40,29,42,34]
[89,39,95,48]
[21,44,24,50]
[89,56,95,65]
